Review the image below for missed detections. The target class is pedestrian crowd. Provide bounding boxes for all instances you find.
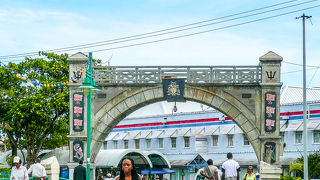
[196,153,260,180]
[10,156,46,180]
[10,152,260,180]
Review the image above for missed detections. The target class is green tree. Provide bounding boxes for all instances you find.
[0,52,70,167]
[289,161,303,178]
[286,151,320,179]
[296,151,320,179]
[0,61,26,158]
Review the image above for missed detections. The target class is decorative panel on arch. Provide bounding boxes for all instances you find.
[264,142,276,164]
[73,92,84,132]
[73,141,84,162]
[162,78,185,100]
[265,92,277,132]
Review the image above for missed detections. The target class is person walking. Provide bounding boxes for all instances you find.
[28,158,47,180]
[221,153,240,180]
[200,159,218,180]
[74,160,86,180]
[242,166,256,180]
[255,173,260,180]
[115,157,141,180]
[10,156,29,180]
[105,173,114,180]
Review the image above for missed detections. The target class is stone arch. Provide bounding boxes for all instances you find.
[90,85,261,162]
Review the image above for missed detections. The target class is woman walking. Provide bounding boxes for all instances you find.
[243,166,256,180]
[116,158,141,180]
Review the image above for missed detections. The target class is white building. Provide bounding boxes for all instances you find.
[103,86,320,180]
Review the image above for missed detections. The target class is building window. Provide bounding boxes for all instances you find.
[158,138,164,148]
[184,137,190,148]
[212,135,218,147]
[171,137,176,149]
[113,141,118,149]
[146,139,151,149]
[280,132,285,143]
[227,134,234,147]
[135,139,140,149]
[295,131,302,144]
[243,135,250,146]
[313,130,320,143]
[124,140,129,149]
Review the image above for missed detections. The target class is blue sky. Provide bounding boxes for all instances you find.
[1,0,320,88]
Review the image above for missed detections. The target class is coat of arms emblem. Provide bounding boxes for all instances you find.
[167,81,180,96]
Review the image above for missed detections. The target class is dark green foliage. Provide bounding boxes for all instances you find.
[280,175,302,180]
[296,151,320,179]
[286,151,320,179]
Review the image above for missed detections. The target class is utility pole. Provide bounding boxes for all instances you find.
[296,13,312,180]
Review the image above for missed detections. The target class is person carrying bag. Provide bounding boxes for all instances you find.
[204,166,215,180]
[200,159,218,180]
[242,166,256,180]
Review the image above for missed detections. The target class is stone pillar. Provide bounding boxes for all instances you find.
[42,156,60,180]
[67,52,90,179]
[259,51,283,179]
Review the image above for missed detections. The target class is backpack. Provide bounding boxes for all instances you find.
[243,173,248,180]
[204,166,215,180]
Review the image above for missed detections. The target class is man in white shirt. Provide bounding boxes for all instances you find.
[221,153,240,180]
[10,156,29,180]
[28,158,47,180]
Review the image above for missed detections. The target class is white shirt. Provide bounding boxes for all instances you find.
[222,159,240,178]
[28,163,47,178]
[10,165,29,180]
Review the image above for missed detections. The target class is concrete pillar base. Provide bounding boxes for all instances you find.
[259,161,282,180]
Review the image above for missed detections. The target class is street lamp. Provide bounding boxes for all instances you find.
[173,101,177,113]
[78,52,98,179]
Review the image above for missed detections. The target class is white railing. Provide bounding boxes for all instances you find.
[94,66,261,85]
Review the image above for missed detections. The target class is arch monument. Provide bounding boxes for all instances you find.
[67,51,283,179]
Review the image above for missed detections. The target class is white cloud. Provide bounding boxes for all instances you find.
[1,4,319,87]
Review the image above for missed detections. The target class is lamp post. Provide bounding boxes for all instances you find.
[79,52,98,179]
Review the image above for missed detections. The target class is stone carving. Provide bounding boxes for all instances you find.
[264,142,276,164]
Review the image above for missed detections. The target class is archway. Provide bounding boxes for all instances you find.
[90,85,260,163]
[67,51,283,179]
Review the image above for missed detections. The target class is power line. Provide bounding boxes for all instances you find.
[2,4,320,63]
[0,0,317,59]
[281,66,320,74]
[87,4,320,53]
[44,0,319,54]
[283,60,320,67]
[308,65,320,86]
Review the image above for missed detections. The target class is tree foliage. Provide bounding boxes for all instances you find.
[0,52,70,167]
[285,151,320,179]
[296,151,320,179]
[289,161,303,177]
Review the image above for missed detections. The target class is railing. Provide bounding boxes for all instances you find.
[94,66,261,85]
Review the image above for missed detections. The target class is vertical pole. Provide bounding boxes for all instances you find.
[297,13,311,180]
[86,90,91,179]
[302,14,308,180]
[86,52,93,179]
[296,13,313,180]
